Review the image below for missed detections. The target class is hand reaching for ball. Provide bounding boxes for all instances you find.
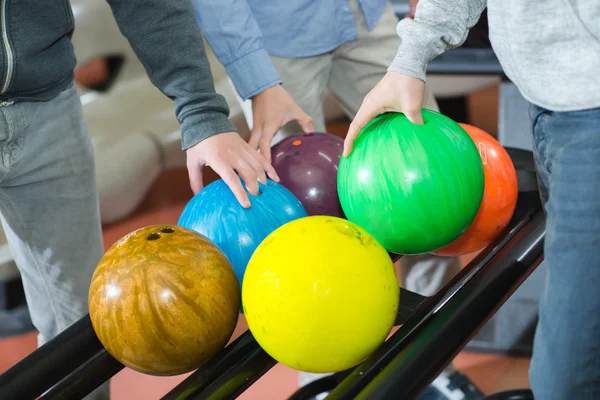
[343,71,426,157]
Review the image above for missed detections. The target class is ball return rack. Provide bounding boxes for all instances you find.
[0,149,543,400]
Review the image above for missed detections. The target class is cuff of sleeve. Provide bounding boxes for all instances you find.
[387,48,429,82]
[226,48,282,100]
[180,109,237,150]
[387,18,443,82]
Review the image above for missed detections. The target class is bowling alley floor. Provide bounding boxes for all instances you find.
[0,118,531,399]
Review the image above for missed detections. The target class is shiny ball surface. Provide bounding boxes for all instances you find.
[271,132,345,218]
[89,225,240,376]
[338,110,485,254]
[242,216,399,373]
[434,123,518,256]
[178,179,307,293]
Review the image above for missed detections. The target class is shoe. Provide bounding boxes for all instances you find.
[0,305,35,338]
[298,372,332,400]
[419,370,485,400]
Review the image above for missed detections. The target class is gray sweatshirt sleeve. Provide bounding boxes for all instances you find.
[105,0,236,150]
[388,0,488,81]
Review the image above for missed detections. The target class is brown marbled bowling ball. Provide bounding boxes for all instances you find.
[89,225,240,376]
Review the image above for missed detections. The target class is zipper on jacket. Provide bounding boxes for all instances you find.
[0,0,13,95]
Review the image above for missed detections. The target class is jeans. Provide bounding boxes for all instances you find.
[0,83,109,399]
[529,105,600,399]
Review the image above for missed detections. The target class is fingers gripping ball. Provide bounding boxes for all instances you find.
[89,225,240,376]
[338,110,485,254]
[242,216,399,373]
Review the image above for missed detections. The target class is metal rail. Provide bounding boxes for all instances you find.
[0,315,110,400]
[0,155,542,400]
[327,209,544,399]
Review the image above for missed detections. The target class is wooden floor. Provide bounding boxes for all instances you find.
[0,120,531,399]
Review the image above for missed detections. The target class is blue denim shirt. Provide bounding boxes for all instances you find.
[193,0,388,100]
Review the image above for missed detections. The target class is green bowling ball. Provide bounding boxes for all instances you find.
[338,109,484,254]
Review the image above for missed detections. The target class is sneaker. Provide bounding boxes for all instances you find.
[419,370,485,400]
[0,306,35,338]
[298,372,333,400]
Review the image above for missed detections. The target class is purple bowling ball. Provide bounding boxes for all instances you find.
[271,132,345,218]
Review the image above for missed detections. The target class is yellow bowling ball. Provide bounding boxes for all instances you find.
[242,216,399,373]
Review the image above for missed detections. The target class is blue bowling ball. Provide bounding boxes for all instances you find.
[178,178,307,292]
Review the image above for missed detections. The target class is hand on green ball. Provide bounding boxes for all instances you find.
[344,71,425,157]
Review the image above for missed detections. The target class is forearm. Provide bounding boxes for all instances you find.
[105,0,235,150]
[389,0,487,80]
[192,0,281,100]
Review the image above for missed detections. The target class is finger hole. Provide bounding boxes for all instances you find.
[236,166,260,197]
[242,150,270,183]
[213,166,251,208]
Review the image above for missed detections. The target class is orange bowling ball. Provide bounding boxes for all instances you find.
[434,124,518,256]
[89,225,240,376]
